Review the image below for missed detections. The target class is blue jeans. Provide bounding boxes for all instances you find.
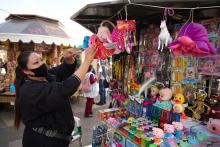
[99,79,106,104]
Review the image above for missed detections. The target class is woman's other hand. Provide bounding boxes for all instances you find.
[84,44,97,64]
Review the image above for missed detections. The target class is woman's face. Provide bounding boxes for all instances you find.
[24,52,44,76]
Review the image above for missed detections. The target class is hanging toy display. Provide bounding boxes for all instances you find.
[158,8,173,52]
[115,6,137,54]
[169,10,216,57]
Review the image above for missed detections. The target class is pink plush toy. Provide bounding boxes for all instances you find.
[172,122,184,138]
[164,124,175,139]
[207,118,220,135]
[152,127,164,144]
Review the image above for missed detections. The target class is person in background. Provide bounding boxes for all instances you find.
[83,65,99,117]
[96,61,106,105]
[14,45,97,147]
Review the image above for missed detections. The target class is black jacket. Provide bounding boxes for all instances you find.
[20,61,80,135]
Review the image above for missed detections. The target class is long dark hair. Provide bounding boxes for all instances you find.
[14,51,33,129]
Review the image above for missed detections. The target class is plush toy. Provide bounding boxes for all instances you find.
[152,127,164,144]
[169,23,216,57]
[163,124,175,139]
[173,93,188,119]
[172,121,184,138]
[87,35,107,60]
[158,20,172,52]
[189,89,210,121]
[153,88,173,111]
[207,118,220,135]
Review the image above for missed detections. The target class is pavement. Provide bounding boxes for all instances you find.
[0,97,108,147]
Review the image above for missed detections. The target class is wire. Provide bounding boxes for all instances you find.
[108,2,220,20]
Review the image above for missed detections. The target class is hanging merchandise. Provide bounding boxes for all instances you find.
[82,36,90,49]
[158,8,173,52]
[169,9,217,57]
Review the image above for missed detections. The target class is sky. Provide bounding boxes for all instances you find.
[0,0,109,46]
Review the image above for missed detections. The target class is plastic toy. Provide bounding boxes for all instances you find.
[158,20,172,52]
[169,23,216,57]
[172,121,184,138]
[173,93,188,119]
[163,124,175,139]
[153,88,173,111]
[189,89,210,121]
[152,127,164,144]
[207,118,220,135]
[144,85,159,106]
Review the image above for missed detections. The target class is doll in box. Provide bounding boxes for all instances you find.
[144,85,159,117]
[153,88,173,111]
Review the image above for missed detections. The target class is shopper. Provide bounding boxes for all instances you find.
[96,61,107,105]
[82,65,99,117]
[14,44,97,147]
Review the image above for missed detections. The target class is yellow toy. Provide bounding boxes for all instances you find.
[173,93,188,119]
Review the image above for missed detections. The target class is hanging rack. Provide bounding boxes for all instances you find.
[108,2,220,20]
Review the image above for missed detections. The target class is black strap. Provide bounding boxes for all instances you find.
[32,127,72,141]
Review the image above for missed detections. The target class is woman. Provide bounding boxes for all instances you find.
[14,45,97,147]
[83,65,99,117]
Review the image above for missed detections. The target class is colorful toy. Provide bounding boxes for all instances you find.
[207,118,220,135]
[163,124,175,139]
[153,88,173,111]
[144,85,159,106]
[172,121,184,138]
[152,127,164,144]
[189,89,210,121]
[158,20,172,52]
[169,23,216,57]
[173,93,188,119]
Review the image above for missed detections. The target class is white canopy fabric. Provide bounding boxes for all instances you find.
[0,33,74,46]
[0,14,75,46]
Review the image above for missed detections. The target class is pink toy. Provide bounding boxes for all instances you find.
[172,122,184,138]
[164,124,175,139]
[152,127,164,144]
[164,124,175,133]
[169,23,216,57]
[207,118,220,135]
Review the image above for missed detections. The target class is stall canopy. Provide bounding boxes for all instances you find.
[71,0,220,33]
[0,14,74,46]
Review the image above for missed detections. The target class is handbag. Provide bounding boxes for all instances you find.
[103,79,109,88]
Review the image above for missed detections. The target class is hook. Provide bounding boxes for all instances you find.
[125,5,128,21]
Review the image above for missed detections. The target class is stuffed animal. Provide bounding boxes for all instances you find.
[163,124,175,139]
[173,93,188,119]
[153,88,173,111]
[158,20,172,52]
[207,118,220,135]
[152,127,164,144]
[169,23,216,57]
[172,121,184,138]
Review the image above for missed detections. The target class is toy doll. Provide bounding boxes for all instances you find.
[163,124,175,139]
[144,85,159,106]
[172,121,184,138]
[152,127,164,144]
[153,88,173,111]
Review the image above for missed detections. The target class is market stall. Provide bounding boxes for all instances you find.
[72,0,220,146]
[0,14,74,104]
